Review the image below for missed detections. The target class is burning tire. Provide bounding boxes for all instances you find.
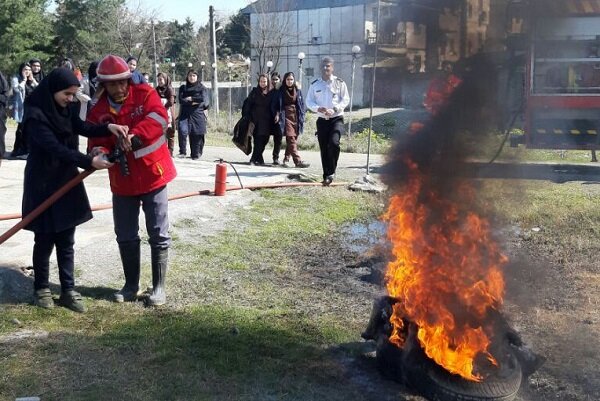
[377,337,522,401]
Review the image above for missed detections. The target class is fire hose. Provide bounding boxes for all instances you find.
[0,163,346,246]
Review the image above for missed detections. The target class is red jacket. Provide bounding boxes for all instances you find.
[87,83,176,196]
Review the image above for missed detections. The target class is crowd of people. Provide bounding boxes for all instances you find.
[0,54,353,313]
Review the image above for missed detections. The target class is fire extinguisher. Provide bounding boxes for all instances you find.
[214,159,227,196]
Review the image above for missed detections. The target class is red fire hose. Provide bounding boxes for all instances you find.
[0,167,346,246]
[0,170,94,245]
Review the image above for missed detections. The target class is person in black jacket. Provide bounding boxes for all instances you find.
[0,70,8,165]
[177,69,209,159]
[244,73,275,165]
[22,68,128,312]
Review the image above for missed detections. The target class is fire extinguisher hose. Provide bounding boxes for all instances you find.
[0,169,94,245]
[0,168,346,245]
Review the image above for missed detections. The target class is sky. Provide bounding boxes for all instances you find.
[137,0,252,25]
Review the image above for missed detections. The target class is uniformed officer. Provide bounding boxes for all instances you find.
[305,56,350,185]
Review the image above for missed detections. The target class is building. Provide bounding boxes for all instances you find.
[242,0,495,108]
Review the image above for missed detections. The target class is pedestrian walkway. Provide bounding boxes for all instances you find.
[0,126,384,270]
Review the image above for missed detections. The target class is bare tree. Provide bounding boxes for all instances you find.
[250,0,296,74]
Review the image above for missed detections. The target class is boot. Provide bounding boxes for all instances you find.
[114,241,141,303]
[146,247,168,306]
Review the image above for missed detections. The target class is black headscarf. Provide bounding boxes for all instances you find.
[23,68,81,141]
[29,58,45,82]
[87,60,99,98]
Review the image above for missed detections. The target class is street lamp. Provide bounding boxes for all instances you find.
[187,62,193,69]
[200,61,206,82]
[170,62,176,82]
[297,52,305,89]
[266,60,273,74]
[212,62,217,118]
[227,61,234,132]
[348,45,361,136]
[244,57,251,96]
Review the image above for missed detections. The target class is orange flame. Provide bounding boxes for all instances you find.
[384,164,507,381]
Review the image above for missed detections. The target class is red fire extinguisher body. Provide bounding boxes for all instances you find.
[214,161,227,196]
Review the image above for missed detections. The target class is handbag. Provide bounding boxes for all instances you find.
[232,116,254,155]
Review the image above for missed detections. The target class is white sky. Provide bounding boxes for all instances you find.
[135,0,252,25]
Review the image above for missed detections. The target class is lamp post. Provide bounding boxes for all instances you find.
[170,62,176,83]
[227,61,233,132]
[348,45,361,136]
[187,62,193,70]
[211,62,217,118]
[297,52,305,89]
[244,57,251,96]
[266,60,273,74]
[200,61,205,82]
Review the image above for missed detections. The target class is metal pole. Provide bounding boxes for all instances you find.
[228,67,232,132]
[299,60,303,88]
[210,6,219,113]
[151,20,158,87]
[366,0,381,176]
[348,55,356,136]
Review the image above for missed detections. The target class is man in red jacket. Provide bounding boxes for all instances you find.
[87,55,177,306]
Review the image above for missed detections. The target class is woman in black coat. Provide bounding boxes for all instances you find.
[22,68,127,312]
[244,73,275,165]
[177,69,209,159]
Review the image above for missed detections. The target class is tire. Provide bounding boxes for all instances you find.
[377,338,522,401]
[405,348,522,401]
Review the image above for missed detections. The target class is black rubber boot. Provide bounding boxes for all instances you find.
[146,247,168,306]
[114,241,141,303]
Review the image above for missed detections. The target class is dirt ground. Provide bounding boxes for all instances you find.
[294,209,599,401]
[1,119,598,400]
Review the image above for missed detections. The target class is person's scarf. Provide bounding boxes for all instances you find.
[284,85,297,104]
[156,73,174,99]
[180,79,204,102]
[23,68,80,146]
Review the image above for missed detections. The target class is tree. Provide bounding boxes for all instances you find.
[53,0,125,68]
[248,0,295,73]
[220,10,251,58]
[0,0,54,73]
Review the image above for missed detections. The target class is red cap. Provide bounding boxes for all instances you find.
[96,55,132,82]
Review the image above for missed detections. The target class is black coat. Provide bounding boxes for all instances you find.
[22,115,109,233]
[178,83,209,136]
[243,87,274,136]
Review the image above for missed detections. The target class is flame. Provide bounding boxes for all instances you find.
[384,163,507,381]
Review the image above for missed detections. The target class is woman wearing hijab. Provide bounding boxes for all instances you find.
[271,72,309,168]
[11,62,38,158]
[22,68,128,313]
[177,69,209,159]
[244,74,275,165]
[79,60,100,120]
[156,72,176,156]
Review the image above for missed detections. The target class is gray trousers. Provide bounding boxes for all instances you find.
[112,185,170,249]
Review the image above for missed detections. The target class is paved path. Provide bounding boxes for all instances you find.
[0,126,385,274]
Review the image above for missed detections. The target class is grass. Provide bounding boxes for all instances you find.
[0,187,385,401]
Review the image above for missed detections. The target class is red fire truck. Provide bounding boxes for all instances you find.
[509,0,600,152]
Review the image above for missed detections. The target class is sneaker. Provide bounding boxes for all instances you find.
[59,290,86,313]
[33,288,54,309]
[272,159,280,165]
[177,153,186,158]
[16,153,29,160]
[295,161,310,168]
[322,175,334,186]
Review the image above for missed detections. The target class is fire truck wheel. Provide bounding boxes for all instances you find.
[407,349,522,401]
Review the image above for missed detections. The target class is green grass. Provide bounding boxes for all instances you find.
[0,187,384,401]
